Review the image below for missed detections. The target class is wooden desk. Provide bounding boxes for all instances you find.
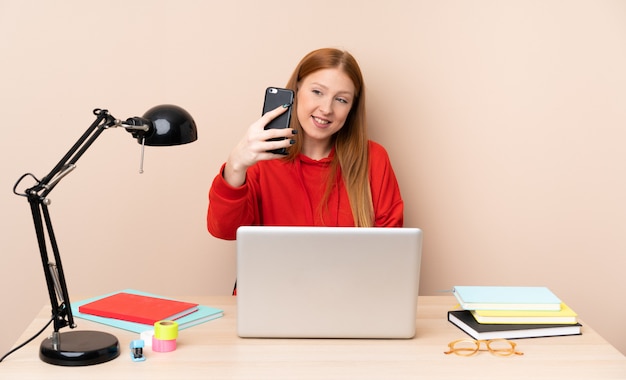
[1,296,625,379]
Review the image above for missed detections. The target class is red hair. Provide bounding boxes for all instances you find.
[284,48,373,227]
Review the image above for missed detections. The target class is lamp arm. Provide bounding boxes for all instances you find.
[34,109,151,197]
[27,196,74,333]
[36,109,114,197]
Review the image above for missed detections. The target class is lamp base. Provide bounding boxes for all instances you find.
[40,330,120,366]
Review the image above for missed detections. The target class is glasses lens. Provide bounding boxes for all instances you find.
[486,339,515,356]
[451,340,479,356]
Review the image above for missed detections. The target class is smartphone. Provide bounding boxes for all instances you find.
[262,87,294,154]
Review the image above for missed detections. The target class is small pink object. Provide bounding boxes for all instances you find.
[152,336,177,352]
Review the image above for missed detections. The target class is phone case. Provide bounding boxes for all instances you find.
[262,87,294,154]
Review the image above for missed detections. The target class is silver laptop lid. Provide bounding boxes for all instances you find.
[236,226,422,339]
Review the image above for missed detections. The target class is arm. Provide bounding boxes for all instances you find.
[207,164,259,240]
[207,105,296,239]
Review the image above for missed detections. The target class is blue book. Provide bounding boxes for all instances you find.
[453,286,562,311]
[71,289,223,333]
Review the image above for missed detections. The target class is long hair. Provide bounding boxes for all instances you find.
[284,48,374,227]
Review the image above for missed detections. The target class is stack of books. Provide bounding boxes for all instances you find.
[72,289,224,333]
[447,286,582,340]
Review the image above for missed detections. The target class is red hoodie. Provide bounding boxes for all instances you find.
[207,140,404,240]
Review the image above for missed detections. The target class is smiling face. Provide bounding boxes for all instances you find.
[296,68,356,158]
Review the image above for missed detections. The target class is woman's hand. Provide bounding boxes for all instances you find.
[223,104,296,187]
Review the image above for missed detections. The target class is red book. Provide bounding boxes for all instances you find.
[78,292,199,325]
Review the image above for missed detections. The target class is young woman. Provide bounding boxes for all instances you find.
[207,48,403,240]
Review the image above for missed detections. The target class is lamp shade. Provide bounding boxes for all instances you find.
[139,104,198,146]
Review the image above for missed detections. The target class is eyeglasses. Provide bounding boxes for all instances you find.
[444,339,524,357]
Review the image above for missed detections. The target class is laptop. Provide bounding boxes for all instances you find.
[236,226,422,339]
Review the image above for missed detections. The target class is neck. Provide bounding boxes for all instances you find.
[301,138,333,160]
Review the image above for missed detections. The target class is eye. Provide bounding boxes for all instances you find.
[336,97,350,104]
[312,89,322,96]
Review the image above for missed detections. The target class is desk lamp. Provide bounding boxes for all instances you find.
[12,105,198,366]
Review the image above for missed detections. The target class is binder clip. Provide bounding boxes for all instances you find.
[130,339,146,362]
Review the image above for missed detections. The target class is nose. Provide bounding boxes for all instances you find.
[318,97,333,115]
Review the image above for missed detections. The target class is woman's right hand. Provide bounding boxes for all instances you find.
[223,104,296,187]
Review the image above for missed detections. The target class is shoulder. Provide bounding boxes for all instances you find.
[367,140,397,178]
[368,140,391,160]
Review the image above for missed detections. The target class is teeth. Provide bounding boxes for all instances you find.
[313,117,329,124]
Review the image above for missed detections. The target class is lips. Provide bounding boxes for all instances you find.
[312,115,331,128]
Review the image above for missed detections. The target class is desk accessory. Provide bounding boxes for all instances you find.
[129,340,146,362]
[470,302,578,324]
[72,289,224,333]
[11,106,197,366]
[78,292,199,325]
[448,310,582,340]
[453,286,562,311]
[443,338,524,357]
[152,320,178,352]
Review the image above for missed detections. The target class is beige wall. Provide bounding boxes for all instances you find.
[1,0,625,357]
